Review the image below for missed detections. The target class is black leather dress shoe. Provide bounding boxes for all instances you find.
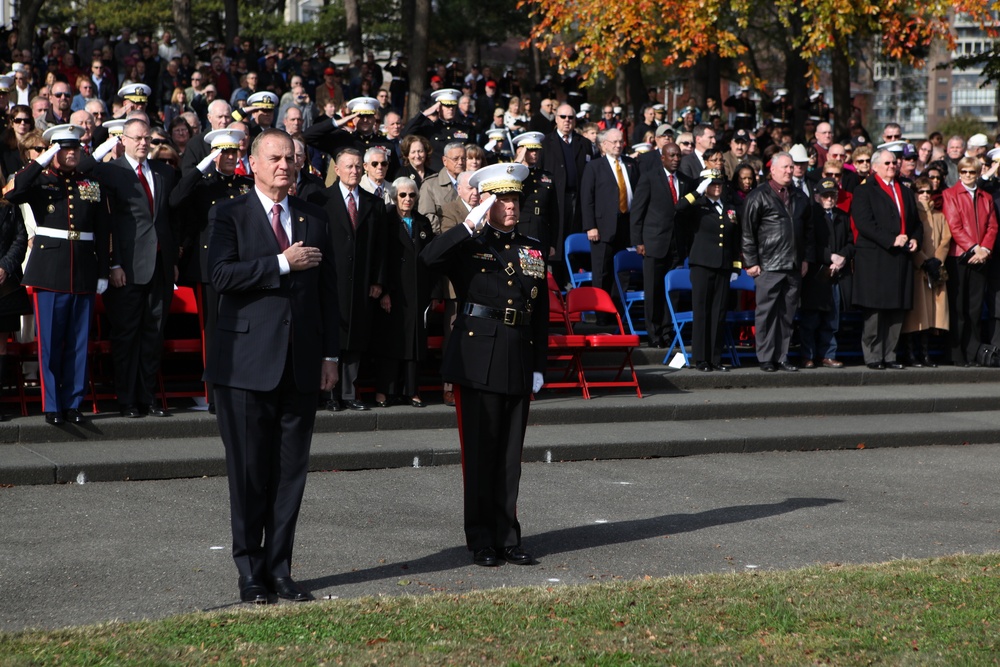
[65,409,86,424]
[208,402,216,415]
[501,546,534,565]
[344,399,370,411]
[120,405,142,418]
[695,361,713,372]
[326,399,344,412]
[270,576,314,602]
[142,404,170,417]
[712,363,729,372]
[411,398,427,408]
[44,412,64,425]
[867,362,886,370]
[473,547,499,567]
[778,361,798,372]
[374,397,392,408]
[238,576,271,605]
[886,362,905,370]
[921,357,938,368]
[760,362,777,372]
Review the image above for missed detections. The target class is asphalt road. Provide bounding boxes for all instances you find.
[2,443,999,633]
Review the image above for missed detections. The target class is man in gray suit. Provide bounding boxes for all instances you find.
[97,118,178,416]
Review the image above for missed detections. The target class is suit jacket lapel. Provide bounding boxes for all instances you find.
[290,200,308,245]
[330,187,352,233]
[246,195,281,254]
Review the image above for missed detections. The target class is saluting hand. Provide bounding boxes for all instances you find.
[283,241,322,270]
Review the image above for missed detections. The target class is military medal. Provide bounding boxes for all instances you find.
[518,248,545,279]
[77,180,101,202]
[530,286,538,298]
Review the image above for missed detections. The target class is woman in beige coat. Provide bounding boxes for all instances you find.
[903,177,951,366]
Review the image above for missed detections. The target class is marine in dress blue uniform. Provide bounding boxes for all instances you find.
[419,163,549,568]
[3,124,110,424]
[401,89,474,172]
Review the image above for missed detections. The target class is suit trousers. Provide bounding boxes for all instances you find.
[754,269,800,364]
[33,290,93,413]
[103,261,171,406]
[590,211,630,310]
[216,355,318,581]
[441,299,458,392]
[376,357,418,398]
[644,248,679,343]
[454,384,529,551]
[690,265,730,365]
[335,351,362,400]
[862,308,905,363]
[199,282,219,402]
[946,257,987,364]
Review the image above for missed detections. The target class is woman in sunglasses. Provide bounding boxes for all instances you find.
[371,177,435,408]
[850,145,873,185]
[0,105,33,175]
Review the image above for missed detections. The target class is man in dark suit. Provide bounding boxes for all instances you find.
[96,118,178,417]
[419,163,548,568]
[850,148,922,369]
[205,129,340,604]
[308,147,386,412]
[581,127,637,315]
[630,141,689,347]
[541,103,593,286]
[679,124,716,180]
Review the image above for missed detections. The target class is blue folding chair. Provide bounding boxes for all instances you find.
[723,270,756,367]
[564,233,593,288]
[613,249,645,336]
[662,268,694,366]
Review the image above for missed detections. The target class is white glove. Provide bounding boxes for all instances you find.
[464,194,496,232]
[197,148,223,173]
[730,272,739,283]
[484,139,497,152]
[96,278,108,295]
[696,177,712,195]
[92,136,119,161]
[532,372,544,394]
[36,143,61,167]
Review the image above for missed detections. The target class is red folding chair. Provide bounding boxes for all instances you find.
[566,287,642,398]
[544,288,588,398]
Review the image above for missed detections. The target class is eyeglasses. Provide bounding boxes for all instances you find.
[398,192,416,198]
[150,139,168,146]
[557,114,574,120]
[124,135,151,143]
[917,189,932,194]
[92,112,106,118]
[678,141,693,146]
[823,172,841,177]
[52,92,71,98]
[29,145,46,152]
[12,117,31,124]
[960,169,978,175]
[369,161,387,167]
[853,158,870,163]
[884,134,901,140]
[928,175,942,180]
[444,154,465,162]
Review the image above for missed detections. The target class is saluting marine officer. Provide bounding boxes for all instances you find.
[511,131,558,257]
[3,124,109,425]
[723,87,757,132]
[402,88,473,172]
[304,96,400,183]
[419,163,548,568]
[169,128,253,412]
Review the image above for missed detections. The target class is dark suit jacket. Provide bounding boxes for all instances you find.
[540,130,594,258]
[679,152,705,181]
[580,155,638,242]
[96,156,178,286]
[630,167,691,259]
[205,193,339,392]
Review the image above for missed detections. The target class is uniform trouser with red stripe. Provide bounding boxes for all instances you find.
[455,385,530,551]
[33,289,92,413]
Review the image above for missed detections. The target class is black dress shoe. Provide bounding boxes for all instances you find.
[886,362,905,370]
[142,404,170,417]
[208,402,216,415]
[344,399,370,411]
[238,576,271,605]
[473,547,499,567]
[374,398,392,408]
[501,546,534,565]
[411,398,427,408]
[921,356,938,368]
[695,361,713,372]
[326,399,344,412]
[712,363,730,372]
[44,412,64,425]
[119,405,142,418]
[270,576,314,602]
[65,409,86,424]
[760,362,777,372]
[778,361,798,372]
[867,362,886,370]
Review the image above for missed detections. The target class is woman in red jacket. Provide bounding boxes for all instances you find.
[942,156,999,365]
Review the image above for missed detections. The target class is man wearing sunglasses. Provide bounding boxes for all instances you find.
[46,82,73,127]
[360,146,392,205]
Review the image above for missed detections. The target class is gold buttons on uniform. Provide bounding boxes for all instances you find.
[504,244,510,250]
[719,243,723,247]
[507,299,513,304]
[46,205,54,213]
[468,331,474,336]
[507,280,513,286]
[481,268,486,272]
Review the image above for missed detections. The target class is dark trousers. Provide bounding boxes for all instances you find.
[441,299,458,392]
[454,384,530,551]
[552,191,580,287]
[199,282,218,401]
[33,290,92,413]
[377,357,418,397]
[103,265,171,406]
[216,356,318,581]
[589,212,630,307]
[862,308,905,363]
[643,249,679,343]
[946,257,987,364]
[335,351,362,400]
[690,265,730,365]
[753,269,800,363]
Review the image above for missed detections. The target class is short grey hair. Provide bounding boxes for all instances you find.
[871,148,891,166]
[443,141,465,157]
[387,176,418,201]
[364,145,389,163]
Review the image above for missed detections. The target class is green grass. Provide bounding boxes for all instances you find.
[4,554,1000,666]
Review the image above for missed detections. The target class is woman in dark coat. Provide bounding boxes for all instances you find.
[0,198,29,419]
[373,176,436,407]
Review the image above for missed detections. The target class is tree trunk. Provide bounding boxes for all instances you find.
[344,0,363,63]
[408,0,431,118]
[224,0,240,46]
[624,54,646,121]
[16,0,45,51]
[172,0,193,58]
[784,15,809,142]
[831,39,852,140]
[464,41,478,75]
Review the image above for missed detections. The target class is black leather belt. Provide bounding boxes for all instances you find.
[463,302,532,326]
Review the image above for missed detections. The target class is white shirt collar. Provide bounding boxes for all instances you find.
[254,185,288,213]
[338,181,359,200]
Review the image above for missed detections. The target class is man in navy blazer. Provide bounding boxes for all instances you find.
[580,127,637,315]
[205,129,340,604]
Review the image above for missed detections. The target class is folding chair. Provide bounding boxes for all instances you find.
[723,270,756,367]
[662,268,694,366]
[544,288,588,397]
[566,287,642,398]
[564,233,593,288]
[613,249,645,336]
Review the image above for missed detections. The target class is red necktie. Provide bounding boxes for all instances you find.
[347,191,358,229]
[234,159,247,176]
[668,173,677,204]
[271,203,289,251]
[136,162,153,213]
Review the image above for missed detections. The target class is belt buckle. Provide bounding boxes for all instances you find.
[503,308,517,325]
[68,230,80,241]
